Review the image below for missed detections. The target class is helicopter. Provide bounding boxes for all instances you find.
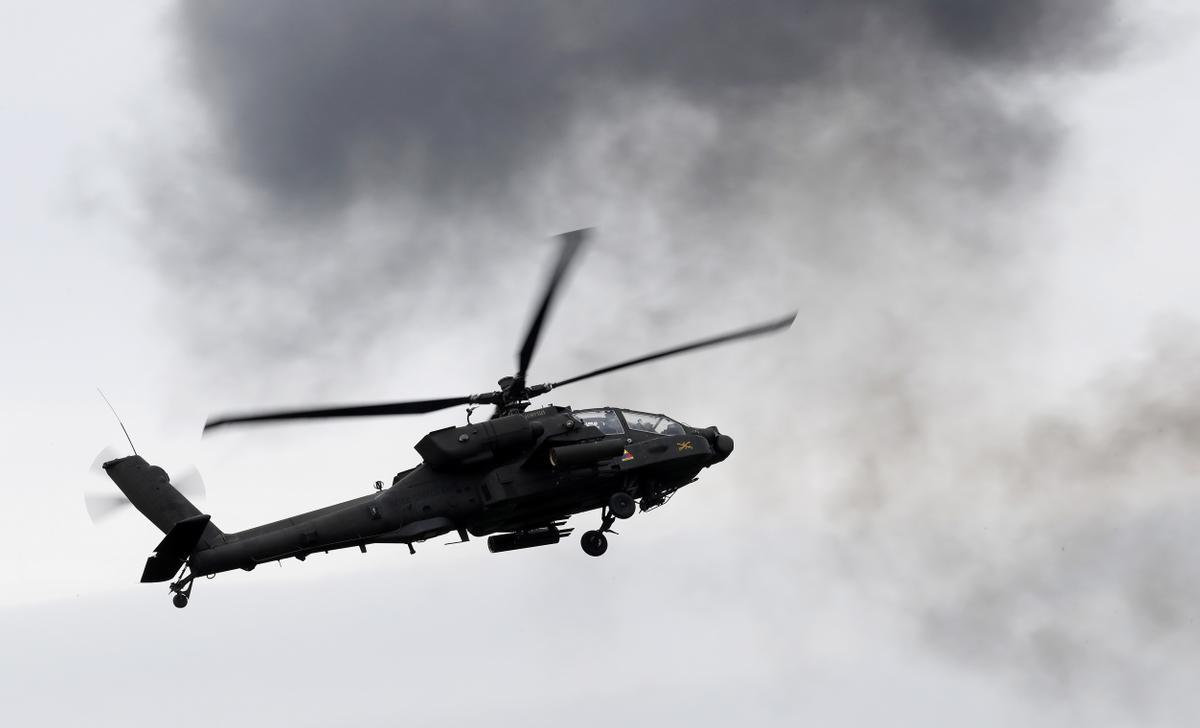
[101,228,794,608]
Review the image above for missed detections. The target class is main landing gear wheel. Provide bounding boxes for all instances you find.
[172,593,189,609]
[580,530,608,557]
[608,492,636,519]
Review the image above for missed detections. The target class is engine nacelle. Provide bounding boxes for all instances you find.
[415,414,543,469]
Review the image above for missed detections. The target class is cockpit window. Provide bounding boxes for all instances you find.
[574,409,624,435]
[622,410,686,436]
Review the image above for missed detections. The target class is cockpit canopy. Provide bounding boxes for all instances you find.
[573,408,687,437]
[574,408,624,435]
[621,410,687,435]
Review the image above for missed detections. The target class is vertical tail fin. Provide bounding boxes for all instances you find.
[103,455,222,547]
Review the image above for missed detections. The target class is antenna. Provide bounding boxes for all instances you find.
[97,388,137,456]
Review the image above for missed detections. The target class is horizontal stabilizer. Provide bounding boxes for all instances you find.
[141,514,211,583]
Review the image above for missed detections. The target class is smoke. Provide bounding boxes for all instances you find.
[823,316,1200,702]
[128,0,1200,715]
[174,0,1112,214]
[144,0,1116,375]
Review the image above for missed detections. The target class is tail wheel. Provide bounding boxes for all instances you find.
[580,530,608,557]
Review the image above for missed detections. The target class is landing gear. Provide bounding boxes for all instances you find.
[580,530,608,557]
[579,493,636,556]
[608,492,636,519]
[169,567,195,609]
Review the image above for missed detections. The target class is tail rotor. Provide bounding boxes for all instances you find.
[85,448,206,525]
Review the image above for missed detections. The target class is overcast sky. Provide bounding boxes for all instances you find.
[3,1,1200,726]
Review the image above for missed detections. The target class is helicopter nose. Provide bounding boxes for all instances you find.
[700,426,734,460]
[714,433,734,457]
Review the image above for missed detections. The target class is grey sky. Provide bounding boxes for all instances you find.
[3,1,1200,726]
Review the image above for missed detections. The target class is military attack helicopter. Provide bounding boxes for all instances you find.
[101,229,794,607]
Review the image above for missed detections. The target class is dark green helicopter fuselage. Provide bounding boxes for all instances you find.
[107,405,733,582]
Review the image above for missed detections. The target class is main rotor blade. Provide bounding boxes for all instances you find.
[549,311,797,390]
[516,228,590,386]
[204,395,479,432]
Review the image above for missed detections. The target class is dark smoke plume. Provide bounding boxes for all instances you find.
[146,0,1115,373]
[176,0,1112,214]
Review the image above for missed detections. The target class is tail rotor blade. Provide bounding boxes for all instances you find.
[89,445,122,475]
[174,466,206,499]
[85,492,131,523]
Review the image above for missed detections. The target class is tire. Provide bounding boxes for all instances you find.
[608,492,636,519]
[580,530,608,557]
[172,593,189,609]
